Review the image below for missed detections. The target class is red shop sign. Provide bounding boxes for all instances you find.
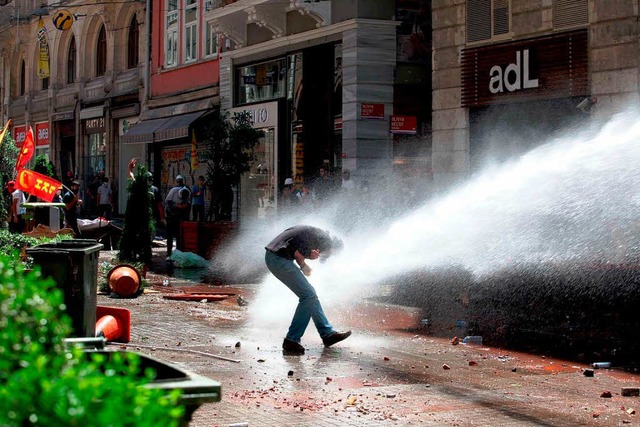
[35,122,50,146]
[361,103,384,120]
[390,115,417,134]
[13,125,26,147]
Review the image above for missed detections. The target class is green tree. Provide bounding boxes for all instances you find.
[118,164,153,264]
[202,110,262,221]
[0,133,20,227]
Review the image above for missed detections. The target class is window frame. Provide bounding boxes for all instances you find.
[67,36,76,84]
[466,0,511,45]
[165,0,179,67]
[127,16,140,69]
[204,22,218,58]
[96,26,107,76]
[183,0,198,63]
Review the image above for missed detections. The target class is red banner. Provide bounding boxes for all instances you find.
[15,169,61,202]
[15,127,35,171]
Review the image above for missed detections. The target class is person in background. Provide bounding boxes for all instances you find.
[265,225,351,355]
[191,175,206,222]
[281,177,302,208]
[147,173,164,233]
[96,177,112,220]
[7,181,26,234]
[311,167,335,202]
[164,175,191,260]
[62,180,82,237]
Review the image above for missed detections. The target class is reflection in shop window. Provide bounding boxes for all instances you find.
[235,58,286,105]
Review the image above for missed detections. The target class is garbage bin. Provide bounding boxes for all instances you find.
[26,239,104,337]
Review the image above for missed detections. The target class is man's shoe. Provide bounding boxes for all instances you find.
[322,330,352,347]
[283,339,305,355]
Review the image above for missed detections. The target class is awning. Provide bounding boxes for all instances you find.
[154,111,206,142]
[121,117,167,144]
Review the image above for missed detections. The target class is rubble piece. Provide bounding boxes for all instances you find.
[443,364,451,370]
[346,396,357,405]
[468,361,478,366]
[384,356,390,361]
[627,408,636,415]
[600,391,613,398]
[622,387,640,397]
[287,370,294,376]
[235,342,241,348]
[583,369,594,377]
[451,336,459,345]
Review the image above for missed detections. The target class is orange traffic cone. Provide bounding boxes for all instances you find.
[106,264,142,297]
[95,305,131,343]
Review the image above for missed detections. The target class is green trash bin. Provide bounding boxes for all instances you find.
[26,239,104,337]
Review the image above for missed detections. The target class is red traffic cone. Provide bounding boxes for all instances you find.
[95,305,131,343]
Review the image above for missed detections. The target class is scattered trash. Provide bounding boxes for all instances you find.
[627,408,636,415]
[287,370,294,376]
[591,362,611,369]
[257,359,265,363]
[600,391,613,398]
[442,364,451,370]
[462,336,483,345]
[346,395,357,405]
[162,278,170,286]
[450,336,459,345]
[385,393,396,398]
[384,356,390,361]
[237,296,249,306]
[468,360,478,366]
[420,318,429,326]
[235,341,241,348]
[583,369,594,377]
[622,387,640,397]
[511,367,517,372]
[229,423,249,427]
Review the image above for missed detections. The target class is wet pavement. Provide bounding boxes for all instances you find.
[98,250,640,426]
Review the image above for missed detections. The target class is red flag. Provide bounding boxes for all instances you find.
[16,169,61,202]
[15,126,35,171]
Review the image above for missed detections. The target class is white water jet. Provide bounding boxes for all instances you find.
[214,109,640,328]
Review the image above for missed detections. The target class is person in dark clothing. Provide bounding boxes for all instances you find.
[265,225,351,355]
[191,175,206,221]
[146,173,164,231]
[62,180,82,237]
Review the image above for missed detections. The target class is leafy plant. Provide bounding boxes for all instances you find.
[0,132,20,227]
[118,165,153,264]
[33,154,53,177]
[202,110,262,221]
[0,253,185,426]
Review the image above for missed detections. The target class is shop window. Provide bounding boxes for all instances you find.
[19,60,25,95]
[204,22,218,58]
[165,0,178,67]
[127,16,139,69]
[467,0,510,43]
[554,0,588,29]
[184,0,197,63]
[85,133,106,184]
[67,36,76,84]
[235,58,287,106]
[96,26,107,76]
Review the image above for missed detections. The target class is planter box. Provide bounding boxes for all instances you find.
[178,221,238,260]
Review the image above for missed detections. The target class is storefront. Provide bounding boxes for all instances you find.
[230,101,278,222]
[117,117,143,215]
[461,29,590,169]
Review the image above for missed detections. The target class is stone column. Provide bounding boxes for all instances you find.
[431,1,468,191]
[341,19,397,185]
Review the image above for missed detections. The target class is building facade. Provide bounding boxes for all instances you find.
[0,0,145,214]
[122,0,222,215]
[202,0,432,223]
[432,0,640,188]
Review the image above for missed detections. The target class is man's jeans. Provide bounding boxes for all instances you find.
[265,250,334,343]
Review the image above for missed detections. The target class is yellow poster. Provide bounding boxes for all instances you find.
[37,18,50,79]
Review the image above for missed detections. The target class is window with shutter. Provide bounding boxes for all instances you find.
[467,0,510,43]
[554,0,588,29]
